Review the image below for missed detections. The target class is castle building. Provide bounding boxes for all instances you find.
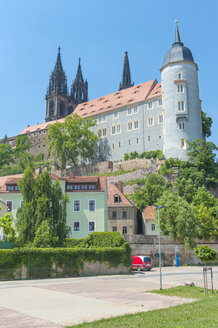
[15,24,203,162]
[45,48,88,122]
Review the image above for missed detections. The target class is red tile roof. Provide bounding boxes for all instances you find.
[142,206,156,220]
[74,80,158,118]
[108,183,135,207]
[146,83,162,100]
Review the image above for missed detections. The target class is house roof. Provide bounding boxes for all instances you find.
[108,183,135,207]
[74,79,159,118]
[19,80,162,135]
[0,173,107,193]
[142,206,156,220]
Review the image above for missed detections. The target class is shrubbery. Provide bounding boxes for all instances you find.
[0,233,132,280]
[124,150,165,161]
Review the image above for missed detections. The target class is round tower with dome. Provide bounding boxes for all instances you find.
[161,22,203,160]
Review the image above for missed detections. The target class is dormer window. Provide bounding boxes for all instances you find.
[114,195,120,203]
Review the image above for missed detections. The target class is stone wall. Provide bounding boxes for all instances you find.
[124,234,218,266]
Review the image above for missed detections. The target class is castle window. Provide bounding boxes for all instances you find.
[158,114,163,124]
[98,115,106,123]
[134,120,139,129]
[148,117,154,127]
[159,135,162,140]
[181,138,186,149]
[148,136,151,142]
[117,124,121,134]
[98,128,107,137]
[127,108,132,115]
[113,111,119,119]
[177,101,185,111]
[159,99,162,106]
[136,138,139,144]
[112,143,115,149]
[118,142,121,148]
[148,102,153,109]
[128,140,131,146]
[177,84,184,93]
[98,129,102,137]
[179,122,185,130]
[111,126,116,135]
[133,106,138,114]
[178,73,182,79]
[127,122,133,131]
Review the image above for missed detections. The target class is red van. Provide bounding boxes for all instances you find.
[132,256,152,271]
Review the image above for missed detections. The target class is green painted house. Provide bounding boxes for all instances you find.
[0,174,108,238]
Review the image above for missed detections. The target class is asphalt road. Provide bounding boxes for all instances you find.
[0,266,217,328]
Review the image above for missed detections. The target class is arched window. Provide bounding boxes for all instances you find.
[114,195,120,203]
[59,102,65,117]
[49,102,54,117]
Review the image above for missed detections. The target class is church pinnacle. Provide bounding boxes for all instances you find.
[70,58,88,105]
[119,51,134,91]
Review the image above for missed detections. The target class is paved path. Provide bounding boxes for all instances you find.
[0,266,217,327]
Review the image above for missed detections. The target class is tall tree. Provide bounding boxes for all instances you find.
[157,190,198,248]
[16,168,69,246]
[47,114,98,168]
[131,174,166,210]
[201,110,213,140]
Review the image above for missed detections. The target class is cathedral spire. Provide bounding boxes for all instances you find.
[46,47,68,97]
[119,51,134,91]
[70,58,88,105]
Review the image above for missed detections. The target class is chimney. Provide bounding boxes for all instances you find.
[117,181,123,193]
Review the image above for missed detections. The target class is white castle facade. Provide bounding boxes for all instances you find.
[17,24,203,163]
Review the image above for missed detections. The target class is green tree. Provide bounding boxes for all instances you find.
[194,245,217,263]
[0,143,14,167]
[131,174,166,210]
[0,212,16,241]
[16,168,69,246]
[15,135,31,158]
[32,220,53,248]
[192,186,216,209]
[201,110,213,139]
[192,204,218,240]
[47,114,98,168]
[157,190,198,248]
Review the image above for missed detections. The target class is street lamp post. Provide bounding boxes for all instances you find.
[152,205,166,290]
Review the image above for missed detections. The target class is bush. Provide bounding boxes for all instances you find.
[124,150,165,161]
[65,238,84,248]
[81,232,126,248]
[194,245,217,263]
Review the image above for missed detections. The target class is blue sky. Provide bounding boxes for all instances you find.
[0,0,217,147]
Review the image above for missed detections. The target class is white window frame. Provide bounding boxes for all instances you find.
[177,84,184,93]
[134,120,139,129]
[127,122,133,131]
[111,125,116,135]
[133,106,138,114]
[148,102,153,110]
[116,124,121,134]
[73,200,80,212]
[98,114,107,124]
[181,138,186,149]
[113,111,119,119]
[88,199,96,212]
[73,221,80,232]
[158,114,163,124]
[177,101,185,112]
[179,122,185,130]
[158,99,162,106]
[88,221,96,232]
[127,107,132,116]
[147,117,154,127]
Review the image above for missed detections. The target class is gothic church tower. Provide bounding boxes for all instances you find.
[161,23,203,160]
[119,51,134,90]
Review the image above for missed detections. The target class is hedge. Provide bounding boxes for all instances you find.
[66,232,125,249]
[0,242,131,280]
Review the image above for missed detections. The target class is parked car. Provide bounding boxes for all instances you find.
[131,255,152,271]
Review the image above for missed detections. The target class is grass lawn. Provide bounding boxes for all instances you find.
[66,286,218,328]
